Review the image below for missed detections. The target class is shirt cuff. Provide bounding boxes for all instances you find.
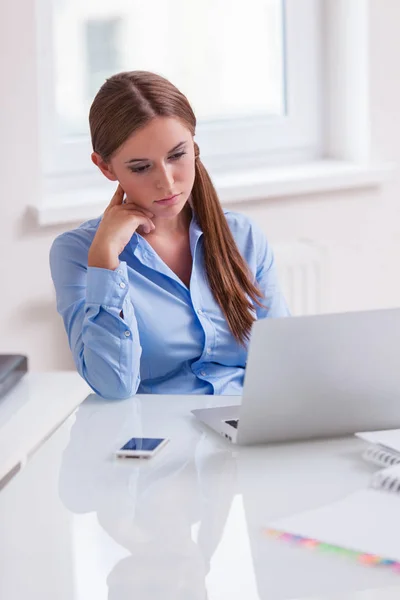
[86,261,130,308]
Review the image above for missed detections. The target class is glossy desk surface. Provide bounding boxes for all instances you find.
[1,388,400,599]
[0,371,89,488]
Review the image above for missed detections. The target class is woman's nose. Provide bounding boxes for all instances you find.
[156,164,174,192]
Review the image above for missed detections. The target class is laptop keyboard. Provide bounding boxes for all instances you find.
[225,419,239,429]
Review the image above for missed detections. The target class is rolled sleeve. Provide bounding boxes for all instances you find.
[50,236,142,400]
[86,262,129,307]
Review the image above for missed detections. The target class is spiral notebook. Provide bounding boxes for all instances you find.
[266,463,400,568]
[356,428,400,468]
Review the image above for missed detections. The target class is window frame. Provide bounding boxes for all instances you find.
[34,0,390,228]
[36,0,323,189]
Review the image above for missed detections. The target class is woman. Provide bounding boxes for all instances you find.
[50,70,290,399]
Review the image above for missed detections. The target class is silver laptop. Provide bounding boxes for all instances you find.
[192,307,400,445]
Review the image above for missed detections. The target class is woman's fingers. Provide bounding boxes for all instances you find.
[122,203,154,218]
[135,215,155,234]
[107,185,155,224]
[108,183,125,207]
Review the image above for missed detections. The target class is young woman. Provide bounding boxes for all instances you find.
[50,70,290,399]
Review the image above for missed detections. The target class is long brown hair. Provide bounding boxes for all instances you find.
[89,71,264,345]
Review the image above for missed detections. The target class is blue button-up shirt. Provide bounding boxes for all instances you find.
[50,210,290,399]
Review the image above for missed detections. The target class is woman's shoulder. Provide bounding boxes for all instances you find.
[223,209,266,245]
[50,216,102,261]
[51,216,102,249]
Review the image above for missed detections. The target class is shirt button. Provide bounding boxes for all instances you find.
[200,371,206,377]
[119,282,126,289]
[206,348,212,354]
[124,330,131,337]
[197,309,203,315]
[117,269,123,275]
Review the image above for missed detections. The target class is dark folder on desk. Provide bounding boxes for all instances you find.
[0,355,28,401]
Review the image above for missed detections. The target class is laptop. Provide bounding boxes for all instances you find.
[192,307,400,445]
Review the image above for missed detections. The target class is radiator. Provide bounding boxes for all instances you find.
[273,241,327,316]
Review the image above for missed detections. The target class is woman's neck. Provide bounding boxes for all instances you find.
[148,202,192,239]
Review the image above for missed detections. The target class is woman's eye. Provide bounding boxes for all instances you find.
[129,151,186,173]
[169,151,187,161]
[131,164,150,174]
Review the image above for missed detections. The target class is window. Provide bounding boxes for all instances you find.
[85,19,122,107]
[53,0,287,135]
[37,0,322,188]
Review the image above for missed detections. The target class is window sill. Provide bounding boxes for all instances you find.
[34,159,395,227]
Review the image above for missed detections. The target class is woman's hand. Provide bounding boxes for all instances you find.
[88,184,155,270]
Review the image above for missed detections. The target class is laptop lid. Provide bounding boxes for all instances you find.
[237,307,400,445]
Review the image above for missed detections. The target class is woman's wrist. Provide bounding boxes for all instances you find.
[88,243,120,270]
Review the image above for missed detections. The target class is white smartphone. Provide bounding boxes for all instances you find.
[115,437,170,459]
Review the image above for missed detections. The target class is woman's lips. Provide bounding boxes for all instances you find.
[155,193,181,206]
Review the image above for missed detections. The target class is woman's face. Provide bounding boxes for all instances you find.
[93,117,196,218]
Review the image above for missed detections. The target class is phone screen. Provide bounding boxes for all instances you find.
[120,437,165,452]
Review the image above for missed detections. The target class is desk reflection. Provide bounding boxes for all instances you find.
[1,392,398,599]
[59,395,237,599]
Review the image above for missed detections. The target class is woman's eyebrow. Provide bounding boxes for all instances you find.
[125,141,187,164]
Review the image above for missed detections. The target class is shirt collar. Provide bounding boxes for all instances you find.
[189,212,203,257]
[128,210,203,259]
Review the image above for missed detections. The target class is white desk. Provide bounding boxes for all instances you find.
[0,371,90,489]
[1,389,400,600]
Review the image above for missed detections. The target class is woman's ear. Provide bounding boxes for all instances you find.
[91,152,118,181]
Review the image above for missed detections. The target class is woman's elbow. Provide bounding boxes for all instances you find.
[80,365,140,400]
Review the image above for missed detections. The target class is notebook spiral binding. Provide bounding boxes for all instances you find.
[372,469,400,494]
[362,445,400,469]
[366,445,400,494]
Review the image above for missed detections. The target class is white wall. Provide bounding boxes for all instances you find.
[0,0,399,371]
